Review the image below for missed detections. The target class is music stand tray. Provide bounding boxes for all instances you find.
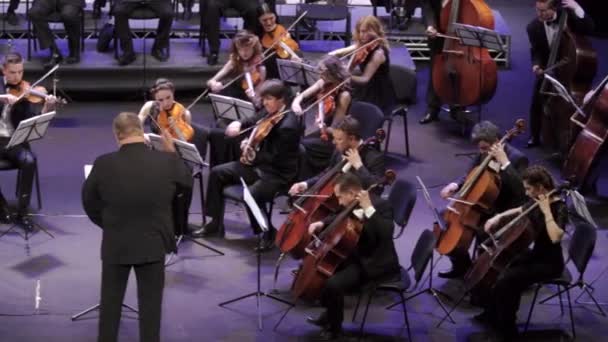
[0,111,57,241]
[208,94,256,122]
[218,178,293,331]
[277,59,320,88]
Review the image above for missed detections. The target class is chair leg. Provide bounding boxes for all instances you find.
[384,118,392,155]
[403,110,410,157]
[358,289,375,339]
[524,284,541,332]
[566,286,575,338]
[352,292,363,322]
[557,285,564,315]
[582,283,607,316]
[35,162,42,210]
[399,292,412,341]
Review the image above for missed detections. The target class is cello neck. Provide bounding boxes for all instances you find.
[443,0,461,49]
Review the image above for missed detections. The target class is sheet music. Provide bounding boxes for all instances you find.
[241,177,268,232]
[6,111,56,149]
[209,94,256,121]
[277,59,320,86]
[543,74,586,118]
[452,23,504,51]
[145,133,207,167]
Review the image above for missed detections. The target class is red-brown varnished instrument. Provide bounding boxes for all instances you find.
[156,102,194,142]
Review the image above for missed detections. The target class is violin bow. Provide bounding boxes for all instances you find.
[14,64,60,102]
[339,37,383,61]
[261,10,308,58]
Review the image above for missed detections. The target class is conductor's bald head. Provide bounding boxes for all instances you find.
[113,112,144,145]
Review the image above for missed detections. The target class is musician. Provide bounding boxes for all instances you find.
[203,0,260,65]
[138,78,207,156]
[292,55,352,175]
[418,0,466,124]
[438,121,527,279]
[82,112,192,342]
[257,2,302,80]
[305,172,400,340]
[288,116,385,196]
[29,0,84,66]
[192,80,300,252]
[113,0,173,66]
[526,0,594,147]
[329,15,396,115]
[476,165,567,340]
[0,52,58,228]
[4,0,20,25]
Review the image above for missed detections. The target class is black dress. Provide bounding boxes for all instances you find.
[352,45,396,115]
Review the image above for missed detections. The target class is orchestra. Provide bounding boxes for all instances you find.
[2,0,608,341]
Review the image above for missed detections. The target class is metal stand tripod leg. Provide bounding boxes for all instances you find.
[165,234,224,266]
[0,218,54,240]
[71,302,138,321]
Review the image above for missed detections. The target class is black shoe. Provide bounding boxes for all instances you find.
[65,54,80,64]
[306,312,329,328]
[151,48,169,62]
[44,52,63,68]
[419,112,439,124]
[192,220,224,238]
[207,53,219,66]
[438,268,466,279]
[526,138,540,148]
[118,52,136,66]
[6,12,19,26]
[317,328,343,341]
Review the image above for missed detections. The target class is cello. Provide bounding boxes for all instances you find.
[540,2,597,155]
[562,75,608,187]
[431,0,497,107]
[434,119,525,256]
[290,170,395,300]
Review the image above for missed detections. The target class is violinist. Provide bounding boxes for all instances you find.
[292,55,351,175]
[138,78,207,156]
[0,52,58,229]
[475,165,567,341]
[526,0,594,147]
[288,116,385,197]
[328,15,396,115]
[192,80,300,252]
[257,2,302,80]
[438,121,527,279]
[206,30,266,110]
[305,172,400,340]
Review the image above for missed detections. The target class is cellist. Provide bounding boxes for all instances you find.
[475,165,568,341]
[438,121,527,279]
[192,80,300,252]
[526,0,594,147]
[304,172,400,341]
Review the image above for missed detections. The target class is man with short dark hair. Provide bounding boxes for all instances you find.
[82,112,193,342]
[193,79,300,252]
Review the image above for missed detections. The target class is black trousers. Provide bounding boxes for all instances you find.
[321,261,365,332]
[0,143,35,215]
[205,161,284,233]
[113,0,173,53]
[7,0,19,12]
[204,0,259,54]
[98,260,165,342]
[29,0,81,52]
[529,77,544,141]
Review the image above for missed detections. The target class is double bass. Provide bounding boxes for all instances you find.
[540,3,597,155]
[431,0,497,107]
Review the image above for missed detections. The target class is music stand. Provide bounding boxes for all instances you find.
[218,178,293,331]
[208,94,256,122]
[277,59,320,87]
[451,23,505,124]
[0,111,56,241]
[145,134,224,262]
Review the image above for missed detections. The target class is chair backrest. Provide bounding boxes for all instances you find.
[568,221,597,277]
[349,101,385,140]
[388,178,417,238]
[410,229,437,283]
[389,64,417,105]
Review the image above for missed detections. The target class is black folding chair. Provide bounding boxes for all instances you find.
[389,177,417,239]
[384,64,417,157]
[349,101,386,140]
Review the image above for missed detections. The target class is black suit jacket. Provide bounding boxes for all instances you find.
[526,9,594,68]
[82,143,193,265]
[421,0,441,28]
[305,143,385,190]
[240,110,301,184]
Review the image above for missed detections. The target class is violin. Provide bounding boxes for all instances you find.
[240,108,286,165]
[261,24,299,59]
[7,80,50,104]
[347,39,379,72]
[240,55,263,94]
[316,83,338,141]
[155,102,194,142]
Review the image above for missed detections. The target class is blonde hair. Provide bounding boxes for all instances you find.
[229,30,263,74]
[354,15,389,50]
[113,112,143,140]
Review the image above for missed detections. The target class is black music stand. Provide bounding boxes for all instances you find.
[277,59,320,88]
[208,94,256,122]
[145,134,224,262]
[0,111,56,241]
[218,178,293,331]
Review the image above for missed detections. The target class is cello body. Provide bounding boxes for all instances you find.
[432,0,497,107]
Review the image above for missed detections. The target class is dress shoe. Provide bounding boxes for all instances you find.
[44,52,63,69]
[118,52,136,66]
[306,311,329,328]
[5,12,19,26]
[526,138,540,148]
[438,268,466,279]
[191,220,224,238]
[207,53,219,66]
[151,48,169,62]
[419,112,439,124]
[316,328,343,341]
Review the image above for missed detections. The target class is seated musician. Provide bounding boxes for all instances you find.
[476,165,568,340]
[192,80,300,252]
[29,0,84,66]
[256,2,302,80]
[328,15,396,115]
[204,0,260,65]
[113,0,174,66]
[138,78,207,157]
[0,52,58,228]
[288,116,384,197]
[526,0,594,147]
[305,172,400,340]
[292,55,352,176]
[438,121,527,279]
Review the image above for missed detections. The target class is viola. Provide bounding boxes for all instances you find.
[156,102,194,142]
[261,24,299,59]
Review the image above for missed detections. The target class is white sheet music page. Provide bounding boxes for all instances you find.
[240,177,268,232]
